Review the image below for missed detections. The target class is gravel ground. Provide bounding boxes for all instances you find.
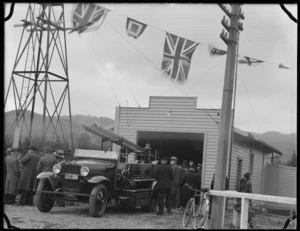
[4,203,184,229]
[4,203,294,229]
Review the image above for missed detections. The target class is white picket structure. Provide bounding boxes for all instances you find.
[208,190,296,229]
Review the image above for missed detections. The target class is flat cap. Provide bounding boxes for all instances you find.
[170,156,177,161]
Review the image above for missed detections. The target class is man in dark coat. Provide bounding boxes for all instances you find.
[18,145,41,205]
[5,150,21,204]
[154,156,173,215]
[36,147,57,175]
[179,166,201,208]
[170,156,181,209]
[178,160,189,211]
[234,172,254,228]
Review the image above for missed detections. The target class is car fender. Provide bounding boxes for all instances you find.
[88,176,115,198]
[36,172,62,190]
[36,172,55,190]
[88,175,110,184]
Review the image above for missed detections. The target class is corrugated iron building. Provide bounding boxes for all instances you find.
[113,96,283,193]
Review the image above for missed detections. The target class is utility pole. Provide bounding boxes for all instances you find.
[211,4,244,229]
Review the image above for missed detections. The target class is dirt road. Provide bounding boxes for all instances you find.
[4,204,184,229]
[4,203,292,229]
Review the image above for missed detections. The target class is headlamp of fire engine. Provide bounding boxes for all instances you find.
[53,164,61,174]
[80,166,89,176]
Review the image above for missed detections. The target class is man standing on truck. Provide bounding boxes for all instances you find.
[154,156,173,215]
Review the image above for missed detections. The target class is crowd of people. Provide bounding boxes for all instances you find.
[4,145,69,206]
[154,155,202,215]
[5,147,254,226]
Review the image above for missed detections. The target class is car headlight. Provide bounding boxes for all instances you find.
[80,166,89,176]
[53,164,61,174]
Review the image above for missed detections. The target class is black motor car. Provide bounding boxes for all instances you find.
[35,149,157,217]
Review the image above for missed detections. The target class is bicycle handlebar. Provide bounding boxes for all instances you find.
[185,183,210,193]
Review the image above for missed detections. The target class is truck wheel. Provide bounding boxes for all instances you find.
[141,191,157,212]
[36,180,55,212]
[89,184,108,217]
[149,191,158,212]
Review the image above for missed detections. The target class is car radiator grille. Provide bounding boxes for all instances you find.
[63,179,81,190]
[61,165,80,174]
[61,165,81,190]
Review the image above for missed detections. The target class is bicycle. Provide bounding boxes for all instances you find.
[182,184,210,229]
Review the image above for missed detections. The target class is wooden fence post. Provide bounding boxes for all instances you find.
[240,198,249,229]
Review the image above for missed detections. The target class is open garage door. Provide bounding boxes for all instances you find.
[137,131,204,165]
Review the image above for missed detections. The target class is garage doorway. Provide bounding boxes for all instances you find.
[137,131,204,165]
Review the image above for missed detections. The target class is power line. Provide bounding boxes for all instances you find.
[238,65,263,133]
[105,6,293,69]
[97,34,141,107]
[86,37,121,107]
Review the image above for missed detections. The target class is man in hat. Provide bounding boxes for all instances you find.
[154,156,173,215]
[234,172,255,228]
[54,149,66,165]
[170,156,181,209]
[53,149,66,207]
[4,149,21,204]
[18,145,41,205]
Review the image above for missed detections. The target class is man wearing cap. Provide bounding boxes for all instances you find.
[154,156,173,215]
[18,145,41,205]
[54,149,66,165]
[4,149,21,204]
[170,156,181,209]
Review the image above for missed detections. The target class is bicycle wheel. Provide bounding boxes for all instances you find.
[183,198,194,229]
[195,199,208,229]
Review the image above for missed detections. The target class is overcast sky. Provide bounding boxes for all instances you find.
[4,3,297,134]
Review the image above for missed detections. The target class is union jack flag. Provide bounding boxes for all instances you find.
[161,33,199,82]
[71,3,109,34]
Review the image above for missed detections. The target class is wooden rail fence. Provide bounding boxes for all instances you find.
[207,190,296,229]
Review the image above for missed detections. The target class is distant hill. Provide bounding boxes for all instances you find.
[251,131,296,163]
[4,110,296,164]
[4,110,114,145]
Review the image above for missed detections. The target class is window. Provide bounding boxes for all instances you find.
[236,157,243,191]
[249,152,254,175]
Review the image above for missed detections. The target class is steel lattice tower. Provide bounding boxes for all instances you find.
[5,3,74,149]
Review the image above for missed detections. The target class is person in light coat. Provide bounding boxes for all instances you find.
[5,149,21,204]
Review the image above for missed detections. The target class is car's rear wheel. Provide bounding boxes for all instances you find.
[141,190,158,212]
[89,184,108,217]
[36,180,55,212]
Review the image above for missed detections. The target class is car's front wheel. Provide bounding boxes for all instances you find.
[36,180,55,212]
[89,184,108,217]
